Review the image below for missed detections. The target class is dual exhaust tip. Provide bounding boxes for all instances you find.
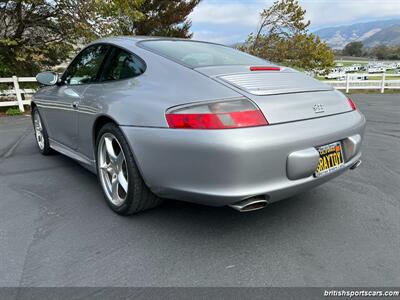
[229,197,268,212]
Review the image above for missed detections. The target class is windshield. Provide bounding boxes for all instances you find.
[140,40,268,68]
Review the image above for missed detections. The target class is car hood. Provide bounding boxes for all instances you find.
[194,65,352,124]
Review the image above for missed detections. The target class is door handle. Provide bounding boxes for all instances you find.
[72,101,79,109]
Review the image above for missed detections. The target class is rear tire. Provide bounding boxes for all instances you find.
[96,123,162,215]
[32,107,53,155]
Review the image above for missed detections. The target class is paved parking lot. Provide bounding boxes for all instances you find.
[0,94,399,287]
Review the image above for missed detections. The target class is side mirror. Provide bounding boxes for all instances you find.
[36,71,59,86]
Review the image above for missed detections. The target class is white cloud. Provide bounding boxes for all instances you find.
[189,0,400,44]
[190,1,266,27]
[192,30,247,44]
[192,30,226,43]
[302,0,400,28]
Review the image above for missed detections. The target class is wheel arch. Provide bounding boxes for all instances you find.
[92,115,154,193]
[30,100,37,110]
[30,101,49,131]
[30,101,37,120]
[92,115,120,151]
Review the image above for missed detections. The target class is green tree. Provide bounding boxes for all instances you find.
[94,0,144,36]
[367,45,400,60]
[239,0,334,73]
[99,0,201,38]
[134,0,200,38]
[342,41,363,57]
[371,45,389,60]
[0,0,103,76]
[0,0,200,77]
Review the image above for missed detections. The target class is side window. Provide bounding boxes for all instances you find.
[64,45,109,85]
[102,48,145,81]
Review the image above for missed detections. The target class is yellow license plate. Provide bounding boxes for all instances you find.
[314,141,345,177]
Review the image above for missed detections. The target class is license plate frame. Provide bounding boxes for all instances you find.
[314,141,345,177]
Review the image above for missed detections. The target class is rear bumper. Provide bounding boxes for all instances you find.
[121,111,366,206]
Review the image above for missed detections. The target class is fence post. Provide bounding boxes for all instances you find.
[381,72,386,94]
[345,73,350,93]
[12,76,25,112]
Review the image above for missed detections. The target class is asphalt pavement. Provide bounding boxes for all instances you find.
[0,94,399,287]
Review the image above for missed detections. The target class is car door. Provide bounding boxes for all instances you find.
[42,44,110,150]
[77,46,146,159]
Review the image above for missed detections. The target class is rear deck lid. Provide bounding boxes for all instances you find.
[195,66,352,124]
[196,66,332,96]
[218,70,332,95]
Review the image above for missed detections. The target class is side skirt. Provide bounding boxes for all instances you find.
[49,139,97,174]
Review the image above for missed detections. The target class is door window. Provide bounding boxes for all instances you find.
[102,48,146,81]
[63,45,109,85]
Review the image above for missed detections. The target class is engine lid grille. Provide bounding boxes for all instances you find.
[218,72,332,96]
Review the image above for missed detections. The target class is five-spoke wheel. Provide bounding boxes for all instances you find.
[96,123,162,215]
[98,133,129,206]
[33,110,45,151]
[32,107,52,155]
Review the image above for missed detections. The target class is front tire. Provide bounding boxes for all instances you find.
[96,123,162,215]
[32,107,53,155]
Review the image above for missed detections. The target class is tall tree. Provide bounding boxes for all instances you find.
[97,0,200,38]
[133,0,200,38]
[239,0,334,73]
[0,0,200,77]
[94,0,144,36]
[369,45,391,60]
[0,0,106,76]
[342,41,363,57]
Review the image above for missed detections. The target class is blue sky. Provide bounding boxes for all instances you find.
[189,0,400,44]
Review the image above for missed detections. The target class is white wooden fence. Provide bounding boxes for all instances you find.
[322,73,400,93]
[1,73,400,113]
[0,76,37,112]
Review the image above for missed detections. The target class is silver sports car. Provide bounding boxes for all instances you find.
[32,36,366,215]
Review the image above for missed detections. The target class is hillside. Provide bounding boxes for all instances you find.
[363,24,400,47]
[314,19,400,49]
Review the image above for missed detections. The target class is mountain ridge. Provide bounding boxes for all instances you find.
[314,19,400,49]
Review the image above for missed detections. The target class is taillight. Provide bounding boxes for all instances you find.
[165,99,268,129]
[250,66,280,71]
[347,98,357,110]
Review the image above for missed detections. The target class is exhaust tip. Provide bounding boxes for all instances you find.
[229,197,268,212]
[350,160,362,170]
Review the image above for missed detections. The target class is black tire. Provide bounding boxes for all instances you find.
[32,106,53,155]
[96,123,162,215]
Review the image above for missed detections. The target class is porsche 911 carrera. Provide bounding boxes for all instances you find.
[32,37,366,215]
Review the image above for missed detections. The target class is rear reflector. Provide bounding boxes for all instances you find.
[250,66,280,71]
[166,99,268,129]
[347,98,357,110]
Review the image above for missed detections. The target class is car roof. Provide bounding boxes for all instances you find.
[93,36,198,44]
[91,36,223,48]
[88,36,228,60]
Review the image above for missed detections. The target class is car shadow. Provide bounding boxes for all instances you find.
[126,191,317,237]
[45,151,325,241]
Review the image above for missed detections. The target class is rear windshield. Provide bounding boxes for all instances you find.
[140,40,268,68]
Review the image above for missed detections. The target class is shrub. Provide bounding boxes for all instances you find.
[5,107,23,116]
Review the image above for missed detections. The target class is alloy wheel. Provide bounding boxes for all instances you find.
[98,133,129,206]
[34,111,45,150]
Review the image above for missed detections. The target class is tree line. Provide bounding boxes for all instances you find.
[0,0,334,77]
[340,41,400,60]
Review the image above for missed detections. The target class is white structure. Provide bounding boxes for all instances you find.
[323,73,400,93]
[0,76,36,112]
[368,66,386,73]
